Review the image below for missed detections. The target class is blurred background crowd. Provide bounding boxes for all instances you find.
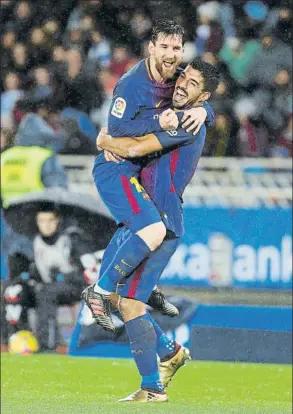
[1,0,292,157]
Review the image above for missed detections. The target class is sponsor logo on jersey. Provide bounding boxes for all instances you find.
[111,97,127,118]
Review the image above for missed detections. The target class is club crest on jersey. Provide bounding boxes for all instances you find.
[111,97,126,118]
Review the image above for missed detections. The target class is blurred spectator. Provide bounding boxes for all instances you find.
[245,34,292,87]
[66,0,107,33]
[47,44,67,79]
[2,205,96,351]
[1,30,16,73]
[271,116,292,158]
[0,1,15,27]
[63,28,86,50]
[32,67,53,100]
[1,72,24,130]
[262,1,292,45]
[14,98,68,152]
[62,48,103,113]
[237,114,269,157]
[10,42,32,77]
[80,14,96,33]
[42,19,62,45]
[87,29,112,69]
[9,1,34,42]
[251,69,292,136]
[109,46,132,78]
[195,1,224,56]
[204,112,237,157]
[59,107,98,155]
[130,11,152,41]
[218,1,236,39]
[27,27,51,68]
[219,36,261,84]
[240,1,269,40]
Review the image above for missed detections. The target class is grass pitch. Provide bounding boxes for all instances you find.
[1,354,292,414]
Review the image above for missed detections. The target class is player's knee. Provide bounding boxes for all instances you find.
[119,297,146,322]
[149,222,167,250]
[137,222,166,251]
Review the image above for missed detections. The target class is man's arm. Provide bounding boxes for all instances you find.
[97,133,160,158]
[203,101,215,127]
[97,113,198,158]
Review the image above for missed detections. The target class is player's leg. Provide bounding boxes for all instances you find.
[92,161,166,295]
[96,222,165,292]
[118,236,191,389]
[82,227,126,331]
[88,287,167,402]
[116,297,167,402]
[82,227,178,331]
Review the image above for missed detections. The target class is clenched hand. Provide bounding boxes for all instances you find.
[159,109,179,131]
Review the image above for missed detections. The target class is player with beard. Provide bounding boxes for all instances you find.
[83,20,215,329]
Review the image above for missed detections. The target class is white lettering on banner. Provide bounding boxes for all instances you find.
[186,244,210,280]
[233,246,256,282]
[163,244,210,280]
[257,246,280,282]
[281,236,292,282]
[161,235,292,286]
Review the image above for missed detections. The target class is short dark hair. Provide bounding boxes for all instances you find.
[189,58,220,94]
[37,202,61,216]
[151,19,185,44]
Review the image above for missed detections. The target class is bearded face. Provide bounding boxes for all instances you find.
[149,34,184,80]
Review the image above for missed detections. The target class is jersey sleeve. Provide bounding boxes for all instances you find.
[108,79,161,137]
[155,112,196,149]
[203,101,215,127]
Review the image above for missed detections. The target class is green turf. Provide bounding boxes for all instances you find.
[1,354,292,414]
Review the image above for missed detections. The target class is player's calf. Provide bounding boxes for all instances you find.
[119,298,165,396]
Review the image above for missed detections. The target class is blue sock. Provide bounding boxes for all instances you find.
[125,314,163,392]
[99,234,151,292]
[147,313,177,361]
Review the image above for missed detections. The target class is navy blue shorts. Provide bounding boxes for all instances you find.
[93,154,162,233]
[98,227,180,303]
